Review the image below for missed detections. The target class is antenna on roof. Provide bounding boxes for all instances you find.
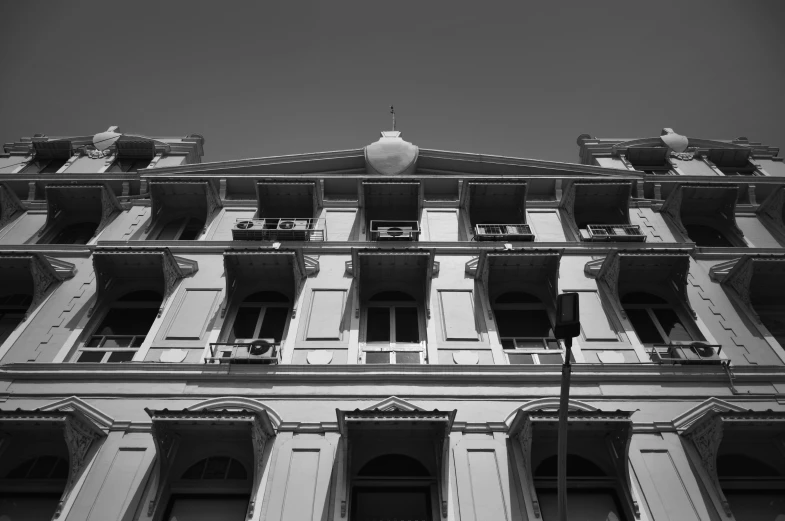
[390,105,395,131]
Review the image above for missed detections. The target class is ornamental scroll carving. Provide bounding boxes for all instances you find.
[559,181,576,226]
[205,182,222,226]
[723,257,754,314]
[658,185,689,238]
[147,421,180,517]
[247,416,272,520]
[686,415,732,516]
[97,187,120,235]
[29,254,61,308]
[55,417,100,518]
[0,184,24,230]
[515,417,541,518]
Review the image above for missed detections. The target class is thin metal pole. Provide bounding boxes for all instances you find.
[557,338,573,521]
[390,105,395,131]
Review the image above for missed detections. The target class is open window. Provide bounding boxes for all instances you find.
[624,146,673,175]
[38,184,122,245]
[561,181,645,242]
[336,406,455,520]
[462,180,532,241]
[0,409,104,519]
[509,408,638,521]
[362,180,421,241]
[706,148,758,176]
[75,248,190,363]
[0,253,66,346]
[232,181,323,241]
[476,251,562,364]
[594,251,708,362]
[0,182,26,232]
[106,136,155,172]
[146,408,275,521]
[148,181,222,240]
[682,410,785,519]
[211,250,305,363]
[354,250,433,363]
[21,139,73,173]
[659,184,745,247]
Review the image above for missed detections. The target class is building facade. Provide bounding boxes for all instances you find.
[0,127,783,520]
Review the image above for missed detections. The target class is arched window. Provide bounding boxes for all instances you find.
[621,292,694,345]
[181,456,248,481]
[0,293,32,345]
[352,454,434,521]
[77,290,163,363]
[364,291,422,364]
[228,291,290,343]
[716,446,785,518]
[1,455,68,519]
[493,292,560,364]
[51,221,98,245]
[684,223,734,248]
[156,216,206,241]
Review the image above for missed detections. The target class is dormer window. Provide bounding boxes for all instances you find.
[232,181,323,241]
[39,184,122,245]
[659,184,745,248]
[562,182,645,242]
[363,180,421,241]
[107,137,155,172]
[21,140,73,174]
[463,181,532,241]
[707,148,757,176]
[148,181,221,241]
[625,147,673,175]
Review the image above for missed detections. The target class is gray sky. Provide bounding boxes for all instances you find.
[1,1,783,164]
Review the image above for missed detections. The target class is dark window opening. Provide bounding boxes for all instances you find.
[229,292,290,343]
[495,309,553,339]
[164,495,250,521]
[107,158,152,173]
[535,454,606,477]
[6,456,68,480]
[718,454,781,478]
[622,292,694,345]
[755,305,785,347]
[370,291,416,301]
[496,292,541,304]
[684,224,734,247]
[358,454,430,477]
[22,158,68,174]
[51,222,98,245]
[352,487,432,521]
[182,456,248,481]
[157,216,205,241]
[366,307,391,342]
[0,293,32,345]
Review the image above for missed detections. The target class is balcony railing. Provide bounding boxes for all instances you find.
[649,342,724,365]
[474,224,534,241]
[232,218,325,241]
[369,220,420,241]
[205,341,280,364]
[585,224,646,242]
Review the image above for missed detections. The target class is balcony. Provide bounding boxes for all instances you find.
[650,342,724,365]
[474,224,534,241]
[584,224,646,242]
[232,218,325,241]
[205,340,280,364]
[369,220,420,241]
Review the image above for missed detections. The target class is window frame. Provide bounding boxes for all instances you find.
[154,215,206,241]
[621,291,702,351]
[226,300,291,344]
[492,294,562,365]
[361,296,426,364]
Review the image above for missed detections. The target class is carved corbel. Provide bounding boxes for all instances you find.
[147,422,180,517]
[686,415,732,516]
[606,428,640,519]
[247,416,272,519]
[515,417,541,518]
[55,416,101,517]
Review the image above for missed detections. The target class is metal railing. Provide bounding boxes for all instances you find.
[205,341,280,364]
[649,342,723,365]
[232,218,325,241]
[474,224,534,241]
[369,220,421,241]
[585,224,646,242]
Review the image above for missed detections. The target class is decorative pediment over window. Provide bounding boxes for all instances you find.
[560,181,632,228]
[658,183,742,240]
[0,183,25,230]
[756,186,785,236]
[148,180,222,233]
[0,408,106,518]
[222,249,311,316]
[474,250,561,304]
[0,252,73,310]
[351,249,435,304]
[42,184,122,238]
[590,250,694,317]
[710,254,785,321]
[91,248,193,314]
[508,408,638,519]
[145,408,276,520]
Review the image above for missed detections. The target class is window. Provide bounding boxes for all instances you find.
[164,457,251,521]
[1,455,68,520]
[107,157,151,172]
[493,292,561,364]
[352,454,433,520]
[50,221,98,245]
[684,223,734,248]
[364,291,423,364]
[717,448,785,519]
[228,291,289,343]
[77,290,162,362]
[625,147,673,175]
[0,293,32,345]
[156,216,205,241]
[622,292,694,345]
[21,158,68,174]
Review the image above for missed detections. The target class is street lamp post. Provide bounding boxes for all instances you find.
[553,292,581,521]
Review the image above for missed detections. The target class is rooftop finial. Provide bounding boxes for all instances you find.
[390,105,395,132]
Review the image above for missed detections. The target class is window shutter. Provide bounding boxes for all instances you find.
[165,289,220,340]
[305,290,346,340]
[576,291,617,341]
[439,290,479,340]
[324,210,356,241]
[527,210,567,242]
[425,210,459,241]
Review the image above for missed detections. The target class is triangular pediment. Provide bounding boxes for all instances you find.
[364,396,424,412]
[672,398,748,433]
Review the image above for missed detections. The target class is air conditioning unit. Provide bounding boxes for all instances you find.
[278,219,310,231]
[377,226,415,240]
[226,339,278,364]
[236,220,255,230]
[668,342,722,364]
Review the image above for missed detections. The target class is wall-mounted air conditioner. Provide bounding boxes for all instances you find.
[221,339,279,364]
[666,342,723,365]
[278,219,310,231]
[377,226,415,240]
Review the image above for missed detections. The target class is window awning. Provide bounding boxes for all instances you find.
[756,186,785,236]
[92,248,193,310]
[149,181,222,230]
[0,182,25,230]
[707,148,751,168]
[256,181,317,219]
[32,140,73,159]
[594,250,693,315]
[560,181,632,227]
[711,254,785,310]
[145,408,275,519]
[625,147,669,167]
[223,249,307,313]
[352,249,434,303]
[115,136,156,159]
[0,252,71,308]
[43,184,122,237]
[659,184,741,239]
[362,180,421,221]
[461,181,527,225]
[474,250,561,304]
